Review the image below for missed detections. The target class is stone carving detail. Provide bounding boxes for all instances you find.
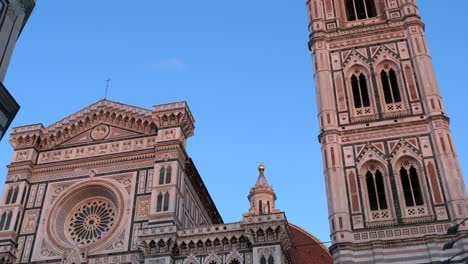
[15,150,30,162]
[22,236,34,262]
[37,136,157,164]
[35,184,46,207]
[164,129,176,140]
[435,207,448,220]
[146,169,154,193]
[40,240,59,257]
[203,252,221,264]
[138,170,147,194]
[352,215,364,229]
[353,224,449,241]
[21,209,40,234]
[135,196,150,221]
[341,125,428,143]
[226,251,243,263]
[183,254,199,264]
[26,185,38,208]
[91,125,110,140]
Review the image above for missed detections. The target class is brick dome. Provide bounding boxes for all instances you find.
[288,223,333,264]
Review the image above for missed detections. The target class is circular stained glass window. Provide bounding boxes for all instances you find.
[68,200,116,245]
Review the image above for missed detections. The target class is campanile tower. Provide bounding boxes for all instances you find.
[306,0,468,262]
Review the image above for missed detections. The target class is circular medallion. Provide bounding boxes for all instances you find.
[68,200,116,246]
[91,125,110,140]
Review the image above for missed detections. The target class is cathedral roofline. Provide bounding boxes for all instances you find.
[185,158,224,225]
[9,99,196,150]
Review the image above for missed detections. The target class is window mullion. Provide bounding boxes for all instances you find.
[357,78,364,108]
[363,0,369,18]
[406,168,416,206]
[352,0,358,21]
[372,173,381,209]
[388,70,396,103]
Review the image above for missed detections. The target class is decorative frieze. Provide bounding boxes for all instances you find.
[37,136,157,164]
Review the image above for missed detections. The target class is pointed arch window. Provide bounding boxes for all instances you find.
[165,166,172,184]
[156,193,163,212]
[11,186,19,204]
[0,212,6,230]
[346,0,377,21]
[5,188,12,205]
[400,162,424,207]
[260,256,267,264]
[351,73,370,108]
[381,67,402,104]
[259,200,263,214]
[268,256,275,264]
[159,167,166,185]
[163,192,170,211]
[365,166,387,211]
[4,211,12,230]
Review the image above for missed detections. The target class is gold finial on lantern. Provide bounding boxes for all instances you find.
[258,161,265,173]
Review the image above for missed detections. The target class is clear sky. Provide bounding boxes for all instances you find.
[1,1,467,244]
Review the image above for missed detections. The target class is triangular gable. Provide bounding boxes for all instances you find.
[204,253,222,264]
[406,137,419,150]
[226,251,244,263]
[11,100,158,151]
[59,124,143,147]
[388,140,399,153]
[372,46,399,63]
[390,139,422,160]
[356,146,387,169]
[355,144,366,156]
[371,142,385,154]
[343,50,369,68]
[341,50,352,62]
[355,48,367,58]
[384,43,398,54]
[184,255,200,264]
[370,46,381,58]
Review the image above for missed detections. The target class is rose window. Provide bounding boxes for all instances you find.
[68,200,116,245]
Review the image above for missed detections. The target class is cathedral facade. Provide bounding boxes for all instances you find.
[306,0,468,263]
[0,100,332,264]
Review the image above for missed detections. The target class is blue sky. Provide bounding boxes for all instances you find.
[1,1,467,244]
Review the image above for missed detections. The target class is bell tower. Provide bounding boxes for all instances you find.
[307,0,468,262]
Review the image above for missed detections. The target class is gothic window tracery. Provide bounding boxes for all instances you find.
[166,166,172,184]
[159,167,165,185]
[351,72,370,109]
[11,186,19,204]
[260,256,267,264]
[380,66,402,104]
[156,193,163,212]
[400,161,424,207]
[365,165,388,211]
[268,256,275,264]
[4,212,12,230]
[346,0,377,21]
[163,192,170,211]
[68,200,116,246]
[159,166,172,185]
[157,192,170,212]
[5,188,12,204]
[0,212,6,230]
